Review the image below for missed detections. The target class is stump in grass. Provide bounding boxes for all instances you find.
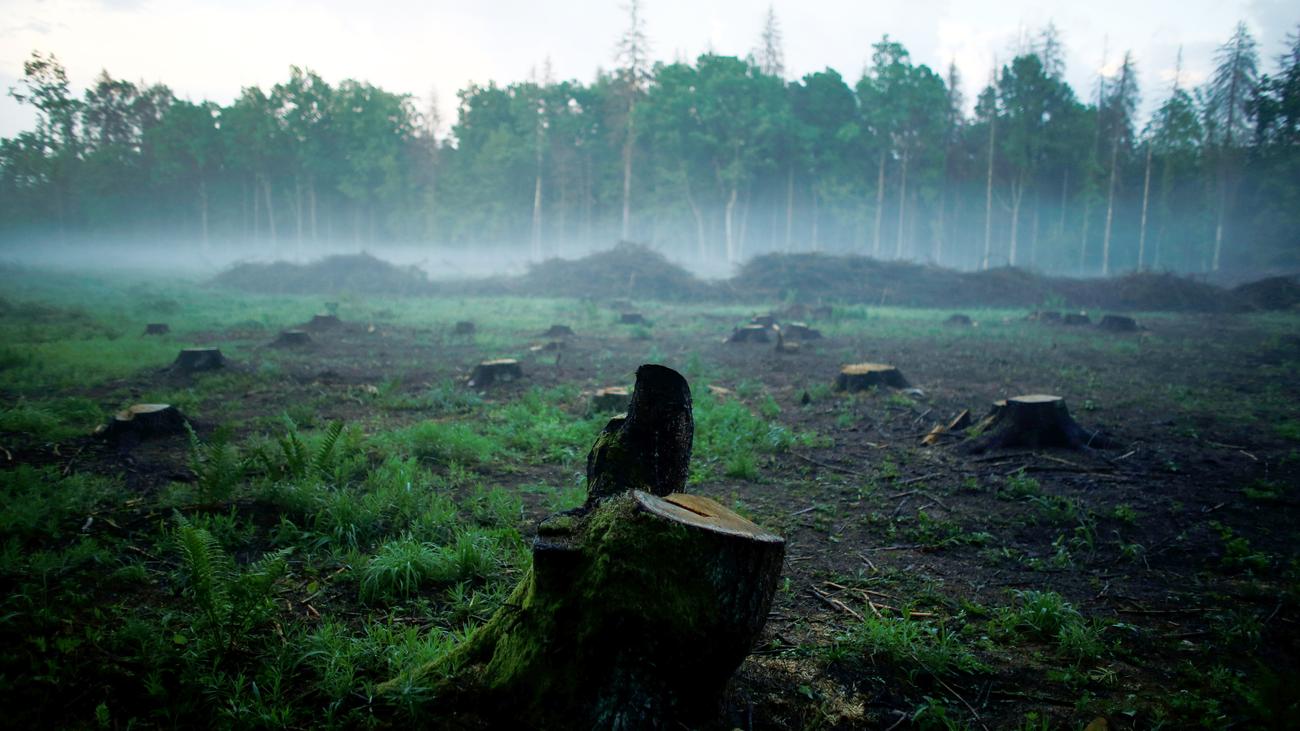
[836,362,909,391]
[1062,312,1092,326]
[453,320,476,336]
[963,394,1111,453]
[775,329,800,354]
[97,404,187,444]
[543,324,575,337]
[143,323,170,336]
[172,348,224,373]
[272,329,312,347]
[468,359,522,388]
[395,364,784,728]
[782,322,822,340]
[589,386,630,414]
[728,324,771,343]
[945,314,973,327]
[308,313,341,330]
[619,312,648,325]
[1098,314,1139,332]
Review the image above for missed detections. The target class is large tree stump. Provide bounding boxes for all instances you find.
[307,313,341,330]
[589,386,630,414]
[1098,314,1139,332]
[543,324,575,337]
[836,362,909,391]
[143,323,170,336]
[171,348,224,373]
[467,359,522,388]
[272,329,312,347]
[963,394,1111,453]
[728,324,772,343]
[97,404,188,444]
[395,364,784,728]
[775,329,800,354]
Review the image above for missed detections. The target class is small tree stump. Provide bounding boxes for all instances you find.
[589,386,630,414]
[728,324,771,343]
[468,359,522,388]
[945,314,973,327]
[397,364,783,728]
[619,312,648,325]
[782,322,822,340]
[836,363,909,391]
[1062,312,1092,326]
[97,404,188,444]
[272,329,312,347]
[1098,314,1139,332]
[750,314,777,328]
[172,348,224,373]
[963,394,1110,453]
[453,321,476,335]
[543,324,575,337]
[775,330,800,353]
[308,313,341,330]
[143,323,170,336]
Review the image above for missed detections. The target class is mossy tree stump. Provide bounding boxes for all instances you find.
[453,321,476,336]
[172,348,224,373]
[308,313,341,330]
[963,394,1110,453]
[401,364,785,728]
[272,329,312,347]
[543,324,575,337]
[836,362,909,391]
[589,386,630,414]
[467,359,522,388]
[143,323,170,336]
[97,404,188,444]
[728,324,771,343]
[1098,314,1139,332]
[619,312,648,325]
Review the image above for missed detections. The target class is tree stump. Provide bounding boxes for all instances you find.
[308,313,341,330]
[589,386,630,414]
[619,312,648,325]
[1098,314,1139,332]
[782,322,822,340]
[836,362,909,391]
[171,348,224,373]
[1062,313,1092,326]
[945,314,973,327]
[143,323,170,336]
[272,329,312,347]
[543,324,575,337]
[963,394,1111,453]
[453,321,476,336]
[395,364,784,729]
[775,330,800,354]
[468,359,522,388]
[97,404,188,444]
[750,314,777,328]
[728,324,771,343]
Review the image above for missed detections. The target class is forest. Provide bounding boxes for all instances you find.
[2,14,1298,276]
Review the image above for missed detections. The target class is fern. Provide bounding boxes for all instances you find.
[256,415,345,482]
[186,423,243,504]
[174,513,235,639]
[311,420,345,480]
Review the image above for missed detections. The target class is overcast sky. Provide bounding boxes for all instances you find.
[2,0,1298,139]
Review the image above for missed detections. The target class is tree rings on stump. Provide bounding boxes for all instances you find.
[307,313,341,330]
[97,404,188,444]
[542,324,574,337]
[1098,314,1139,332]
[468,359,522,388]
[963,394,1110,453]
[782,322,822,340]
[945,314,973,326]
[589,386,630,414]
[454,321,476,335]
[272,329,312,347]
[836,362,909,391]
[1062,312,1092,326]
[619,312,648,325]
[143,323,170,336]
[171,347,224,373]
[728,324,771,343]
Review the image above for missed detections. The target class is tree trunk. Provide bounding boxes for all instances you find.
[894,146,909,259]
[531,167,543,260]
[1008,177,1023,267]
[309,178,319,242]
[1137,144,1152,271]
[873,151,886,257]
[784,164,794,252]
[724,186,739,263]
[262,175,277,247]
[982,115,996,270]
[1102,134,1120,276]
[621,103,635,241]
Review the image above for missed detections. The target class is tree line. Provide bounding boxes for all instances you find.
[2,9,1297,275]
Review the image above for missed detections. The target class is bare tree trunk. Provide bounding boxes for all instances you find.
[1030,190,1040,268]
[873,151,886,257]
[982,115,996,271]
[1101,134,1120,276]
[531,166,543,260]
[784,165,794,252]
[1212,165,1227,272]
[1008,177,1023,267]
[1080,198,1092,272]
[295,177,304,255]
[934,188,945,265]
[621,105,635,241]
[1137,144,1152,271]
[309,179,319,243]
[1057,169,1068,240]
[737,185,751,260]
[262,176,277,247]
[724,186,739,263]
[894,147,909,259]
[683,170,706,260]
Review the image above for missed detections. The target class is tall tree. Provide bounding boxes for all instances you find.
[1100,51,1138,275]
[615,0,651,241]
[1205,21,1260,270]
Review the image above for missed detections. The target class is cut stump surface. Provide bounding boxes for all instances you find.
[836,362,910,391]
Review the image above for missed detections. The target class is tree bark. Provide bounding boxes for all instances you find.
[873,151,886,257]
[1137,144,1152,270]
[895,146,909,259]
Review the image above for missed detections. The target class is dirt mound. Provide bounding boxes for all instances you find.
[212,253,433,296]
[1231,275,1300,311]
[733,254,970,306]
[510,243,710,300]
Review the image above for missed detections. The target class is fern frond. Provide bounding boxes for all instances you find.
[174,516,234,630]
[311,421,345,480]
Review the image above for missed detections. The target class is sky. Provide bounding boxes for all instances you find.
[1,0,1298,140]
